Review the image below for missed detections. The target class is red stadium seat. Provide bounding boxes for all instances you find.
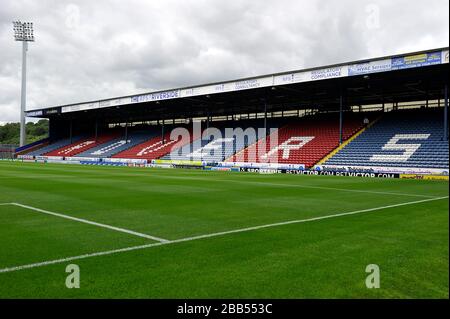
[112,127,201,160]
[229,114,364,168]
[44,133,120,157]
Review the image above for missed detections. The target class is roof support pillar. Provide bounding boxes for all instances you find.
[444,84,448,141]
[161,120,165,144]
[264,100,267,136]
[339,92,343,145]
[125,122,128,142]
[95,119,98,141]
[69,119,73,144]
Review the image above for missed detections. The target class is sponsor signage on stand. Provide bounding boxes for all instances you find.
[25,48,448,117]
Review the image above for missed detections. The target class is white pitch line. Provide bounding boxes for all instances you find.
[0,195,447,274]
[7,202,169,243]
[0,203,13,206]
[169,196,449,244]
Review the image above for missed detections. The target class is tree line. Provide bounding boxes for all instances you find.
[0,120,48,145]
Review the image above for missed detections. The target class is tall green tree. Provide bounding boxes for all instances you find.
[0,120,48,145]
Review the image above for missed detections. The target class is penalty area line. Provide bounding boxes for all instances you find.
[0,195,447,274]
[7,202,169,243]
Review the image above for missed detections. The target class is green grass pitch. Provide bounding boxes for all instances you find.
[0,161,448,298]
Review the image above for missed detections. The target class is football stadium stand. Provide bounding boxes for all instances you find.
[76,131,158,158]
[44,133,119,157]
[112,125,200,160]
[16,109,448,172]
[161,120,271,162]
[17,47,448,175]
[324,109,449,168]
[26,136,84,156]
[228,113,366,167]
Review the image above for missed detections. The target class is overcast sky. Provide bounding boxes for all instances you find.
[0,0,448,124]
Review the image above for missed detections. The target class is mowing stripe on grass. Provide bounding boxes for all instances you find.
[6,203,169,243]
[213,179,442,198]
[0,196,447,274]
[152,174,441,198]
[0,164,441,199]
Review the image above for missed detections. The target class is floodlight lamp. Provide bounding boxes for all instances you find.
[12,21,35,42]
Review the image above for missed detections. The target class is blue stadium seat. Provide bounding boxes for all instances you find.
[161,120,272,162]
[75,131,158,158]
[26,136,84,156]
[325,109,449,169]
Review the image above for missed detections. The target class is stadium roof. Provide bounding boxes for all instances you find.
[27,47,449,122]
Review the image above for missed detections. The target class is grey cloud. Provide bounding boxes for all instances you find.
[0,0,448,123]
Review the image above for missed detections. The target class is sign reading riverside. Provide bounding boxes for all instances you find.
[31,48,446,116]
[131,90,180,103]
